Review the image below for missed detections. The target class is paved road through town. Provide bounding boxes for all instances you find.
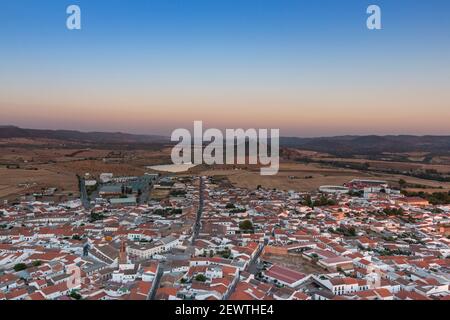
[78,176,91,210]
[191,177,204,245]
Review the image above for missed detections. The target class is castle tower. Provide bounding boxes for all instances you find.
[118,239,129,267]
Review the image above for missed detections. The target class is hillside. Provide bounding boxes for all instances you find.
[0,126,169,145]
[1,126,449,155]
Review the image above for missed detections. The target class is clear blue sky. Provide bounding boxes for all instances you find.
[1,0,450,136]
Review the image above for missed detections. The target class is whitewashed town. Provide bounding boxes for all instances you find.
[1,173,449,301]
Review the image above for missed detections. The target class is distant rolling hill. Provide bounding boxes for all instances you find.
[0,126,169,144]
[1,126,449,155]
[280,135,450,156]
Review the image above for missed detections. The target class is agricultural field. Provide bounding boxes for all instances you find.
[198,162,374,192]
[0,145,171,201]
[0,167,78,199]
[1,141,450,201]
[310,157,450,174]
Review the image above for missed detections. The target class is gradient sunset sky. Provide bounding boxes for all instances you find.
[1,0,449,137]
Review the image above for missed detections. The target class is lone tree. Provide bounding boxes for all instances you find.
[226,203,236,209]
[69,291,82,300]
[32,260,42,267]
[239,220,253,231]
[302,195,314,208]
[348,227,357,237]
[14,263,27,272]
[195,274,207,282]
[399,179,407,188]
[220,248,232,259]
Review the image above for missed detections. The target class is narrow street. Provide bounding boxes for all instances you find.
[147,264,164,300]
[190,177,204,245]
[78,176,91,210]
